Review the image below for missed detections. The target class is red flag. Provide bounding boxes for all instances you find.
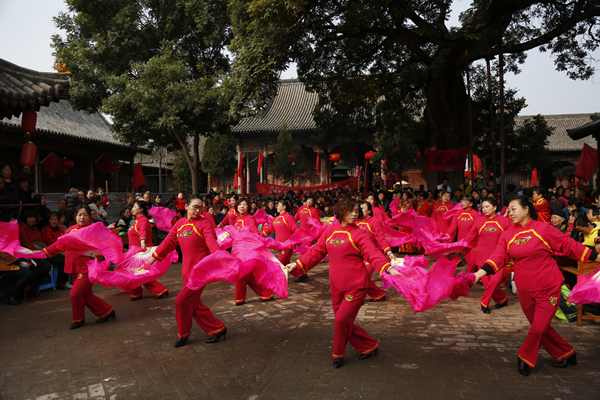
[94,154,120,174]
[316,150,320,172]
[233,171,239,189]
[574,144,599,182]
[132,163,146,190]
[531,168,538,186]
[40,152,74,178]
[464,155,483,177]
[423,147,468,172]
[257,152,264,175]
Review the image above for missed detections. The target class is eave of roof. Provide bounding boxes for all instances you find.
[566,118,600,140]
[514,114,597,152]
[0,58,70,120]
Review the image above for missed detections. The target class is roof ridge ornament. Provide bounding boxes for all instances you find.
[54,61,73,76]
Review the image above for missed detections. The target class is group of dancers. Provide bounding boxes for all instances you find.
[23,190,599,375]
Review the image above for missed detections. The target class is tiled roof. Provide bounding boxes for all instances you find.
[1,100,150,154]
[232,79,319,134]
[566,117,600,140]
[0,58,70,120]
[514,114,597,152]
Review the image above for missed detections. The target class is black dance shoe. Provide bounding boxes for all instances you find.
[95,310,116,323]
[69,320,85,330]
[358,349,378,360]
[235,301,245,306]
[495,301,508,309]
[294,274,309,283]
[154,291,169,299]
[206,328,227,344]
[333,358,344,368]
[553,352,577,368]
[481,305,491,314]
[130,296,142,301]
[370,296,386,303]
[518,358,531,376]
[259,297,274,302]
[174,337,188,348]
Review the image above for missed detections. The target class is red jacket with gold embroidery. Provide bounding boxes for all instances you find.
[463,214,511,267]
[294,224,391,291]
[446,208,479,241]
[219,207,239,227]
[294,205,321,229]
[262,212,299,242]
[129,215,153,247]
[233,213,260,235]
[485,218,592,292]
[432,202,452,234]
[356,216,392,254]
[44,223,94,274]
[534,198,551,223]
[153,216,219,281]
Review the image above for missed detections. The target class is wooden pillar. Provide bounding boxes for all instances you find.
[33,151,40,193]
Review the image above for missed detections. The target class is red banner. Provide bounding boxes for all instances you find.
[574,143,599,182]
[424,147,468,172]
[256,177,358,196]
[132,163,146,190]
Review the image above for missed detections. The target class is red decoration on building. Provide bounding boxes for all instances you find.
[20,141,36,173]
[132,163,146,190]
[415,152,421,159]
[365,151,376,163]
[94,154,120,174]
[40,152,75,178]
[21,109,37,134]
[329,153,340,165]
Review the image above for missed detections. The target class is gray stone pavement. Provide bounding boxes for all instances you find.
[1,259,600,400]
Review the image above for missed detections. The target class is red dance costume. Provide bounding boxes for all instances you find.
[44,223,114,323]
[153,215,226,339]
[356,216,390,301]
[262,212,303,279]
[218,207,239,227]
[293,224,391,359]
[416,199,430,217]
[294,205,321,229]
[397,200,414,253]
[485,219,592,368]
[463,214,511,308]
[372,205,389,223]
[446,208,479,272]
[129,215,168,300]
[432,202,452,237]
[533,198,551,223]
[233,213,274,303]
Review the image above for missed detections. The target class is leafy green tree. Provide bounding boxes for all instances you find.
[52,0,233,194]
[228,0,600,188]
[173,150,205,194]
[270,123,308,186]
[201,130,238,177]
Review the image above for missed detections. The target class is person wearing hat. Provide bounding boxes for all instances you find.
[550,209,568,233]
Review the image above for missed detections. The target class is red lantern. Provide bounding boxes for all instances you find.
[21,109,37,135]
[364,151,376,163]
[329,153,340,165]
[20,141,37,173]
[416,151,421,159]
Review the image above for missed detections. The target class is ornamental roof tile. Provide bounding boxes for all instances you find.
[0,58,70,120]
[515,114,598,152]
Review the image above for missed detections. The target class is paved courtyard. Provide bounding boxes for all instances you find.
[1,259,599,400]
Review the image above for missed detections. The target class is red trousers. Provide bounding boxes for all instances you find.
[234,272,273,303]
[131,280,168,298]
[278,249,303,279]
[175,286,226,339]
[480,267,508,308]
[70,273,113,323]
[518,284,574,368]
[331,288,379,359]
[365,264,386,300]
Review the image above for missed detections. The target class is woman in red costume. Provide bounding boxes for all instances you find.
[357,201,396,302]
[217,193,239,228]
[445,195,479,271]
[294,195,321,229]
[286,197,398,368]
[474,196,598,376]
[462,198,511,313]
[432,191,452,233]
[145,195,226,348]
[233,197,274,305]
[262,199,309,283]
[43,205,115,330]
[397,192,415,253]
[532,187,551,223]
[129,200,169,301]
[366,192,389,223]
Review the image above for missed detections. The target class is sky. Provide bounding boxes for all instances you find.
[1,0,598,117]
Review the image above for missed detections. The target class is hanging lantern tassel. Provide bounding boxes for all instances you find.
[20,141,37,174]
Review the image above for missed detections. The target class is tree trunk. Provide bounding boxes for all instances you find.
[170,127,199,194]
